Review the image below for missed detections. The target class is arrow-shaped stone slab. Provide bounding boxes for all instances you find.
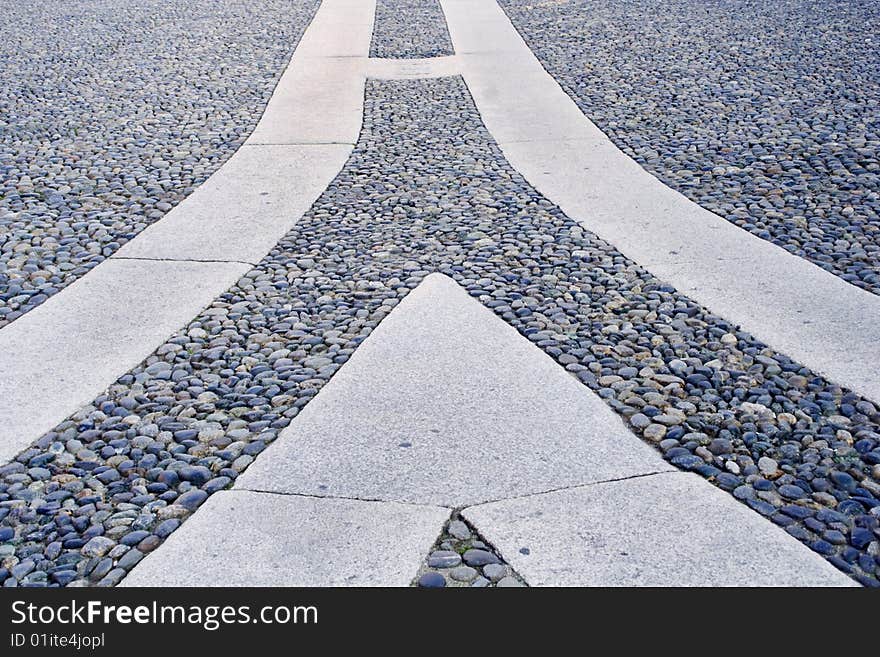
[236,273,672,506]
[123,274,854,586]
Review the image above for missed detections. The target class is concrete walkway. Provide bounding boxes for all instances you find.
[442,0,880,403]
[0,0,373,463]
[4,0,875,465]
[123,275,852,586]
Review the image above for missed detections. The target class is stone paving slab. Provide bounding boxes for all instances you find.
[245,55,368,146]
[0,259,250,464]
[289,0,377,60]
[245,0,374,146]
[443,0,880,403]
[0,0,372,465]
[237,273,672,507]
[463,472,857,587]
[121,490,448,586]
[114,144,351,262]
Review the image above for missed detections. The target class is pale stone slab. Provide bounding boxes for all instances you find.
[237,274,671,507]
[0,0,376,465]
[246,56,367,146]
[114,144,350,262]
[121,491,448,587]
[246,0,374,145]
[443,0,880,403]
[0,259,250,464]
[463,472,857,587]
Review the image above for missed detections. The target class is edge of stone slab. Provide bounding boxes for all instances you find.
[0,259,251,466]
[233,272,674,507]
[443,0,880,404]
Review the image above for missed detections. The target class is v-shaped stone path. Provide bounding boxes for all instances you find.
[122,275,851,586]
[2,0,878,589]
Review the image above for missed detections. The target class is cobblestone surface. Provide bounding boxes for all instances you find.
[370,0,454,58]
[414,513,527,587]
[1,78,878,587]
[0,0,320,328]
[500,0,880,294]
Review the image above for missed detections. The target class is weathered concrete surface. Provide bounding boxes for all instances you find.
[122,490,448,587]
[463,472,858,587]
[114,144,350,263]
[366,55,461,79]
[237,274,671,507]
[0,259,249,464]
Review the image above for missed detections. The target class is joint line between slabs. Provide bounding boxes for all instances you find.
[244,141,356,147]
[236,471,676,513]
[236,487,454,511]
[457,470,678,509]
[112,256,258,267]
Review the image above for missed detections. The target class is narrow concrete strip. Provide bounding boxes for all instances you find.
[118,0,374,261]
[245,0,374,146]
[442,0,880,403]
[237,273,672,507]
[245,56,367,146]
[462,472,857,586]
[0,259,250,464]
[114,144,350,262]
[366,55,461,79]
[121,491,449,587]
[0,0,376,462]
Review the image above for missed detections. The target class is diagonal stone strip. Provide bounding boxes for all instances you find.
[1,76,879,588]
[0,0,373,464]
[0,259,250,466]
[0,0,322,329]
[442,0,880,404]
[498,0,880,297]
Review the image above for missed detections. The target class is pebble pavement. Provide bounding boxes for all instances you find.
[414,513,526,588]
[0,0,320,328]
[499,0,880,295]
[1,77,878,588]
[370,0,454,58]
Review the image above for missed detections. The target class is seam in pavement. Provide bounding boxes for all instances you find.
[239,470,676,512]
[244,141,357,146]
[238,487,455,510]
[457,470,678,510]
[112,256,258,267]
